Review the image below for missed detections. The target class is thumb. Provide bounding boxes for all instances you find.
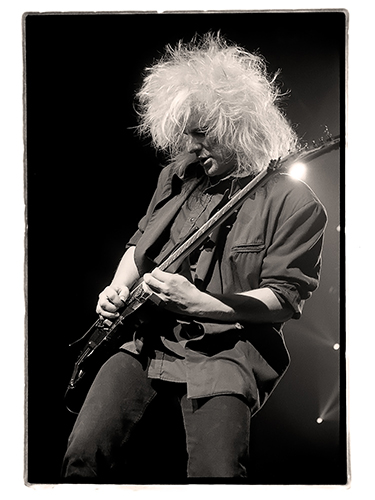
[117,286,130,303]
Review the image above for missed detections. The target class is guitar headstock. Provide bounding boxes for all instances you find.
[267,128,340,173]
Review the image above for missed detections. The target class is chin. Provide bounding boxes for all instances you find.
[203,163,219,177]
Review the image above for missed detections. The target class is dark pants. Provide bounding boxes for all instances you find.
[62,350,251,482]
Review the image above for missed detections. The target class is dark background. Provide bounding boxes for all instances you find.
[25,11,346,485]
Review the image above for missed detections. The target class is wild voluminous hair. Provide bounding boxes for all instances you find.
[136,32,298,177]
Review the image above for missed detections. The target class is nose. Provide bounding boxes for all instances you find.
[187,135,203,155]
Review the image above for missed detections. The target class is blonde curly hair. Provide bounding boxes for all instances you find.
[136,32,298,177]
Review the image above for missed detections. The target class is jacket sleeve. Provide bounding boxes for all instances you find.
[259,198,327,318]
[187,198,327,336]
[125,168,171,249]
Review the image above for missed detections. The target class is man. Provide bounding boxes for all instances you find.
[62,33,327,481]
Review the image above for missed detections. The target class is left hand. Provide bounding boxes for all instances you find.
[142,268,204,315]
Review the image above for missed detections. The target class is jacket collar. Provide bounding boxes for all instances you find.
[164,161,254,200]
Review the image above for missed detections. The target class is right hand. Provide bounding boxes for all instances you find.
[96,285,130,321]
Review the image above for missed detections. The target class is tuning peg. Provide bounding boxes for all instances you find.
[297,141,309,151]
[323,125,333,140]
[267,158,281,172]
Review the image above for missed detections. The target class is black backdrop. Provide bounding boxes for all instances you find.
[25,11,346,485]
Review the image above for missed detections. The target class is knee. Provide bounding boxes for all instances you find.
[62,439,98,481]
[188,444,249,478]
[185,395,251,478]
[62,418,104,481]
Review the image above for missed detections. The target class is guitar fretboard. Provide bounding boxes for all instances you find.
[115,136,340,326]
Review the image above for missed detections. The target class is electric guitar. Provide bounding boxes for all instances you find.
[65,133,340,414]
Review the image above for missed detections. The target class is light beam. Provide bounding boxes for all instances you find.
[289,162,307,180]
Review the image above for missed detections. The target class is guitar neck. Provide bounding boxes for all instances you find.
[114,163,277,324]
[118,135,340,322]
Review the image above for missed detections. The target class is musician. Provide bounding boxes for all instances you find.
[62,33,327,481]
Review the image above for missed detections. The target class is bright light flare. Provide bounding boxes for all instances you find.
[316,417,323,424]
[333,343,340,350]
[289,162,307,180]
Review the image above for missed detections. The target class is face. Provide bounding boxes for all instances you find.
[183,122,236,179]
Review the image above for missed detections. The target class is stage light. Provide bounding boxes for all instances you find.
[316,417,323,424]
[289,162,307,180]
[333,343,340,350]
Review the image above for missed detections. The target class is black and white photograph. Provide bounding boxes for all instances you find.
[24,10,346,487]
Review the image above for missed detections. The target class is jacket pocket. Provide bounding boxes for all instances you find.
[231,242,265,253]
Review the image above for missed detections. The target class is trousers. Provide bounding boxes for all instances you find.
[62,350,251,483]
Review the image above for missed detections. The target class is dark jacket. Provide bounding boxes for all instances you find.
[125,164,327,414]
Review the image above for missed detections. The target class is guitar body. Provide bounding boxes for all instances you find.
[65,295,166,414]
[64,317,134,414]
